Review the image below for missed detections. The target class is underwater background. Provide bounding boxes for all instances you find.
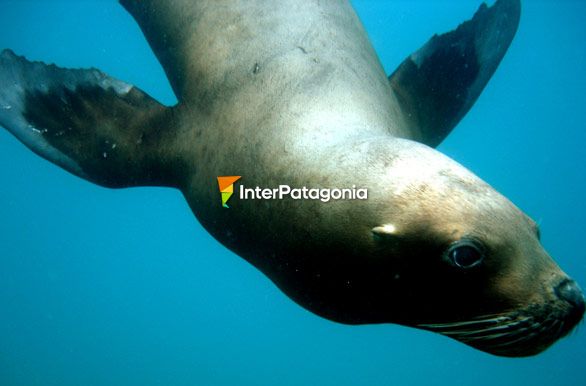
[0,1,584,385]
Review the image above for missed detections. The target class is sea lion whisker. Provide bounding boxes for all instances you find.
[457,328,531,343]
[480,325,544,350]
[417,316,511,330]
[441,319,532,338]
[456,320,536,341]
[540,317,561,338]
[482,317,559,350]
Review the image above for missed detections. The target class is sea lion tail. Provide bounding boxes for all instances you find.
[0,49,181,188]
[389,0,521,147]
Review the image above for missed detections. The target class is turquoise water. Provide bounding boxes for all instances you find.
[0,1,584,385]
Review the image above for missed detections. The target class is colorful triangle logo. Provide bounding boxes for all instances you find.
[217,176,241,208]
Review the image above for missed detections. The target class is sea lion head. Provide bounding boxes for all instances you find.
[370,141,584,357]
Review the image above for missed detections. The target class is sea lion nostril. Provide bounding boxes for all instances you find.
[555,279,586,314]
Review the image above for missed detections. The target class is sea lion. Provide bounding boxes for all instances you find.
[0,0,583,357]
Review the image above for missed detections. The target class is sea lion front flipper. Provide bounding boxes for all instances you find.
[0,49,181,188]
[389,0,521,147]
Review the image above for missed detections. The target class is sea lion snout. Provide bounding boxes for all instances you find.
[554,279,586,321]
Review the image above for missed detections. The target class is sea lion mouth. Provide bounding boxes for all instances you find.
[417,301,584,357]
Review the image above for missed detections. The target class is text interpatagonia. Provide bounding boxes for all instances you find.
[239,184,368,202]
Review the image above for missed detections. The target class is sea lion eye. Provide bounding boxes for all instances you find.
[445,239,485,269]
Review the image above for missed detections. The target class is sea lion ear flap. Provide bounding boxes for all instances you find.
[372,224,401,243]
[389,0,521,147]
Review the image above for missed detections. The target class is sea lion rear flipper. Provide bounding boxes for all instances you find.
[0,49,180,188]
[389,0,521,147]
